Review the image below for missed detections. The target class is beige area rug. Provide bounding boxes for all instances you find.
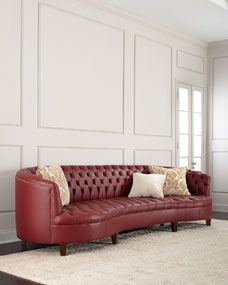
[0,219,228,285]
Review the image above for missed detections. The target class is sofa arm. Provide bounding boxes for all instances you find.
[16,169,63,243]
[186,170,211,196]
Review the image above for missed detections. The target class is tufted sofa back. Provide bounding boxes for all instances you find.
[21,165,210,203]
[61,165,149,202]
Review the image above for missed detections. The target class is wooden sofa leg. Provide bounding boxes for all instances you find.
[206,219,211,226]
[59,244,67,256]
[171,222,178,232]
[21,241,28,251]
[111,233,118,244]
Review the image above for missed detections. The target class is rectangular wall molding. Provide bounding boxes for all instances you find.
[0,145,22,212]
[37,146,124,165]
[212,191,228,213]
[0,230,18,244]
[212,56,228,140]
[212,151,228,194]
[133,149,172,166]
[37,3,124,134]
[0,0,22,126]
[208,43,228,213]
[177,49,204,74]
[0,204,18,243]
[134,35,172,137]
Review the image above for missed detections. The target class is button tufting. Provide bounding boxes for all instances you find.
[55,195,211,226]
[59,165,210,202]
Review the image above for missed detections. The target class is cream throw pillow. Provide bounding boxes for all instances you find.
[128,173,166,198]
[149,166,190,196]
[36,165,70,206]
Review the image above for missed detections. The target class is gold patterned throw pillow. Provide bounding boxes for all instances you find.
[149,166,190,196]
[36,165,70,206]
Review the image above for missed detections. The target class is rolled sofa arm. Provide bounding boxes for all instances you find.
[16,169,63,244]
[186,170,211,196]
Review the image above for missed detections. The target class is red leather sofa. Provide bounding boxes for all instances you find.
[16,165,212,256]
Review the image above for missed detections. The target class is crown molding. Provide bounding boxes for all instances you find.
[208,39,228,48]
[77,0,208,49]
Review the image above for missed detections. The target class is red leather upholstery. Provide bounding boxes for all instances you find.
[16,165,212,245]
[16,169,62,243]
[62,165,149,202]
[186,170,210,196]
[53,196,211,225]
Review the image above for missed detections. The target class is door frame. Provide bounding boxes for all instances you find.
[175,81,206,172]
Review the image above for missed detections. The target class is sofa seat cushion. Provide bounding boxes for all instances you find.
[53,195,211,226]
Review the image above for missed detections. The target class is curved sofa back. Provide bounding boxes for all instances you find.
[17,165,210,203]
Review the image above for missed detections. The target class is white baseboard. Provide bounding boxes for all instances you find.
[0,229,19,244]
[213,203,228,213]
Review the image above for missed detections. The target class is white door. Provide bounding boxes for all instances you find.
[176,83,204,171]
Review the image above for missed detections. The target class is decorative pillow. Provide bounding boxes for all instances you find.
[36,165,70,206]
[128,173,166,198]
[149,166,190,196]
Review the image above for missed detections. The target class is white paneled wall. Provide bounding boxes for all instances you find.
[38,4,124,133]
[208,41,228,212]
[213,57,228,139]
[0,0,21,126]
[134,150,172,166]
[38,147,124,165]
[0,146,22,211]
[177,50,204,74]
[134,36,172,137]
[0,0,207,243]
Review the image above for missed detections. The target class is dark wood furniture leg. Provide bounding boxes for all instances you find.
[171,222,178,232]
[21,241,27,251]
[111,233,118,244]
[59,244,67,256]
[206,219,211,226]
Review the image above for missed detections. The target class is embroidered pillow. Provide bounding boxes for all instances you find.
[36,165,70,206]
[149,166,190,196]
[128,173,166,198]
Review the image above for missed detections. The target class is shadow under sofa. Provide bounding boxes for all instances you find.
[15,165,212,256]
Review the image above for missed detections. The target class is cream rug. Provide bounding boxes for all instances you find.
[0,219,228,285]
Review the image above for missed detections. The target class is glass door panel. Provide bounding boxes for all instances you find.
[179,157,189,168]
[179,135,189,157]
[179,111,189,134]
[193,113,202,135]
[179,88,189,111]
[193,90,202,113]
[193,158,201,171]
[177,84,203,171]
[192,88,202,170]
[193,136,201,157]
[178,85,190,168]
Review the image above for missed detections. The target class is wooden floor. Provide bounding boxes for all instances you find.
[0,212,228,285]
